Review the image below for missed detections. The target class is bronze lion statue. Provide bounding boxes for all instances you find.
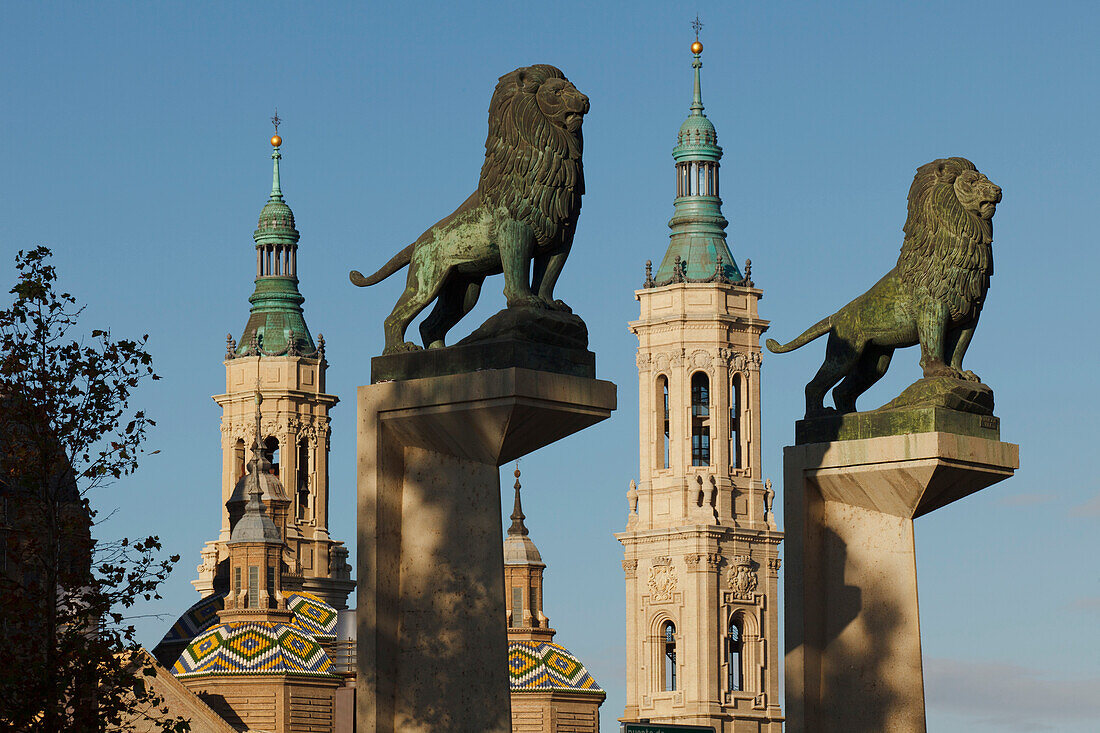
[350,64,589,355]
[766,157,1002,416]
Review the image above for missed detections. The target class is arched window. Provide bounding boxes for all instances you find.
[264,436,280,477]
[657,376,670,469]
[730,374,742,470]
[296,439,311,521]
[663,621,677,691]
[691,372,710,466]
[727,617,743,691]
[511,586,523,628]
[234,438,246,484]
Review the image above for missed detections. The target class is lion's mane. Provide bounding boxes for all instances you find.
[478,64,584,248]
[898,157,993,321]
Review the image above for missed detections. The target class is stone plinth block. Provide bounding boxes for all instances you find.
[357,368,616,733]
[784,431,1018,733]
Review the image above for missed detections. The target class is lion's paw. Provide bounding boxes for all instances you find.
[547,299,572,314]
[960,370,981,382]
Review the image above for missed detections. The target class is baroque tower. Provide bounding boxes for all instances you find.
[193,130,353,609]
[616,38,784,731]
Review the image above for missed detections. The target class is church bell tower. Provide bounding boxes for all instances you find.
[192,126,354,610]
[616,35,784,731]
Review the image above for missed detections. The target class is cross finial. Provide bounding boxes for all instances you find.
[271,109,282,135]
[692,14,704,40]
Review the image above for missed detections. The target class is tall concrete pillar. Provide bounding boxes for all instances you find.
[357,368,615,732]
[784,423,1018,733]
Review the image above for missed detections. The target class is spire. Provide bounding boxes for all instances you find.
[508,464,529,537]
[690,16,705,116]
[270,146,284,201]
[230,121,319,359]
[230,391,281,544]
[269,110,284,201]
[651,29,742,286]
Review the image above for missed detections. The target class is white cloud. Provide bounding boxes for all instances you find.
[926,657,1100,730]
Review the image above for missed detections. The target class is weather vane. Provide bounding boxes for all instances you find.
[692,14,703,40]
[271,109,282,135]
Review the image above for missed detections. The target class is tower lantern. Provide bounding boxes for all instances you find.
[617,34,784,731]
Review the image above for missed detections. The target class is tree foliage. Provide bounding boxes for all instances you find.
[0,247,188,732]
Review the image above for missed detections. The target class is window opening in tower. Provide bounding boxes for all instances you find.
[663,621,677,691]
[691,372,711,466]
[730,374,742,470]
[727,617,743,691]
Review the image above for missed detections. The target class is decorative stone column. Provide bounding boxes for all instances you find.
[357,367,615,733]
[784,422,1018,733]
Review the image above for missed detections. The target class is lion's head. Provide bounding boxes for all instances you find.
[479,64,589,247]
[899,157,1002,319]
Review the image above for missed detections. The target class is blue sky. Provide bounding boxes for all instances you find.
[2,2,1097,730]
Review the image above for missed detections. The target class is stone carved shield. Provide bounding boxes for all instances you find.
[728,555,758,598]
[648,558,677,602]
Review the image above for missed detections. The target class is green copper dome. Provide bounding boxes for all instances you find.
[677,114,718,148]
[256,199,296,237]
[232,139,318,358]
[652,43,741,285]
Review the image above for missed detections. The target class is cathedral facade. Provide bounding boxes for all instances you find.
[616,39,784,732]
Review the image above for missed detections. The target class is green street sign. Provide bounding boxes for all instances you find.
[621,724,715,733]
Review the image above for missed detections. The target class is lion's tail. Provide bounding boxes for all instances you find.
[765,317,832,354]
[349,243,415,288]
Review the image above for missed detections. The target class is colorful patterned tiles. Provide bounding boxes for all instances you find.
[158,592,226,643]
[286,591,338,640]
[508,640,603,694]
[157,590,337,648]
[173,621,336,679]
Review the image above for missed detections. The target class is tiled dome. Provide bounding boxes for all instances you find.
[508,640,603,694]
[155,590,338,667]
[173,621,335,679]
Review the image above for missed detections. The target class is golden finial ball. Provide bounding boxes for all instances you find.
[270,134,282,147]
[691,40,703,54]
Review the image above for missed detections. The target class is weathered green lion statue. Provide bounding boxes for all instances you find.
[350,64,589,355]
[766,157,1002,417]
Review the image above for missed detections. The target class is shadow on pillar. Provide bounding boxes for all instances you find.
[358,368,616,733]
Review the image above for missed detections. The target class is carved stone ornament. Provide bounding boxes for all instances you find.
[720,348,762,375]
[728,555,758,598]
[196,545,219,575]
[686,552,721,572]
[622,558,639,578]
[636,352,652,371]
[648,557,677,602]
[691,349,712,369]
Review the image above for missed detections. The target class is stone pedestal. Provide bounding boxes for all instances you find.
[357,367,615,733]
[784,430,1018,733]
